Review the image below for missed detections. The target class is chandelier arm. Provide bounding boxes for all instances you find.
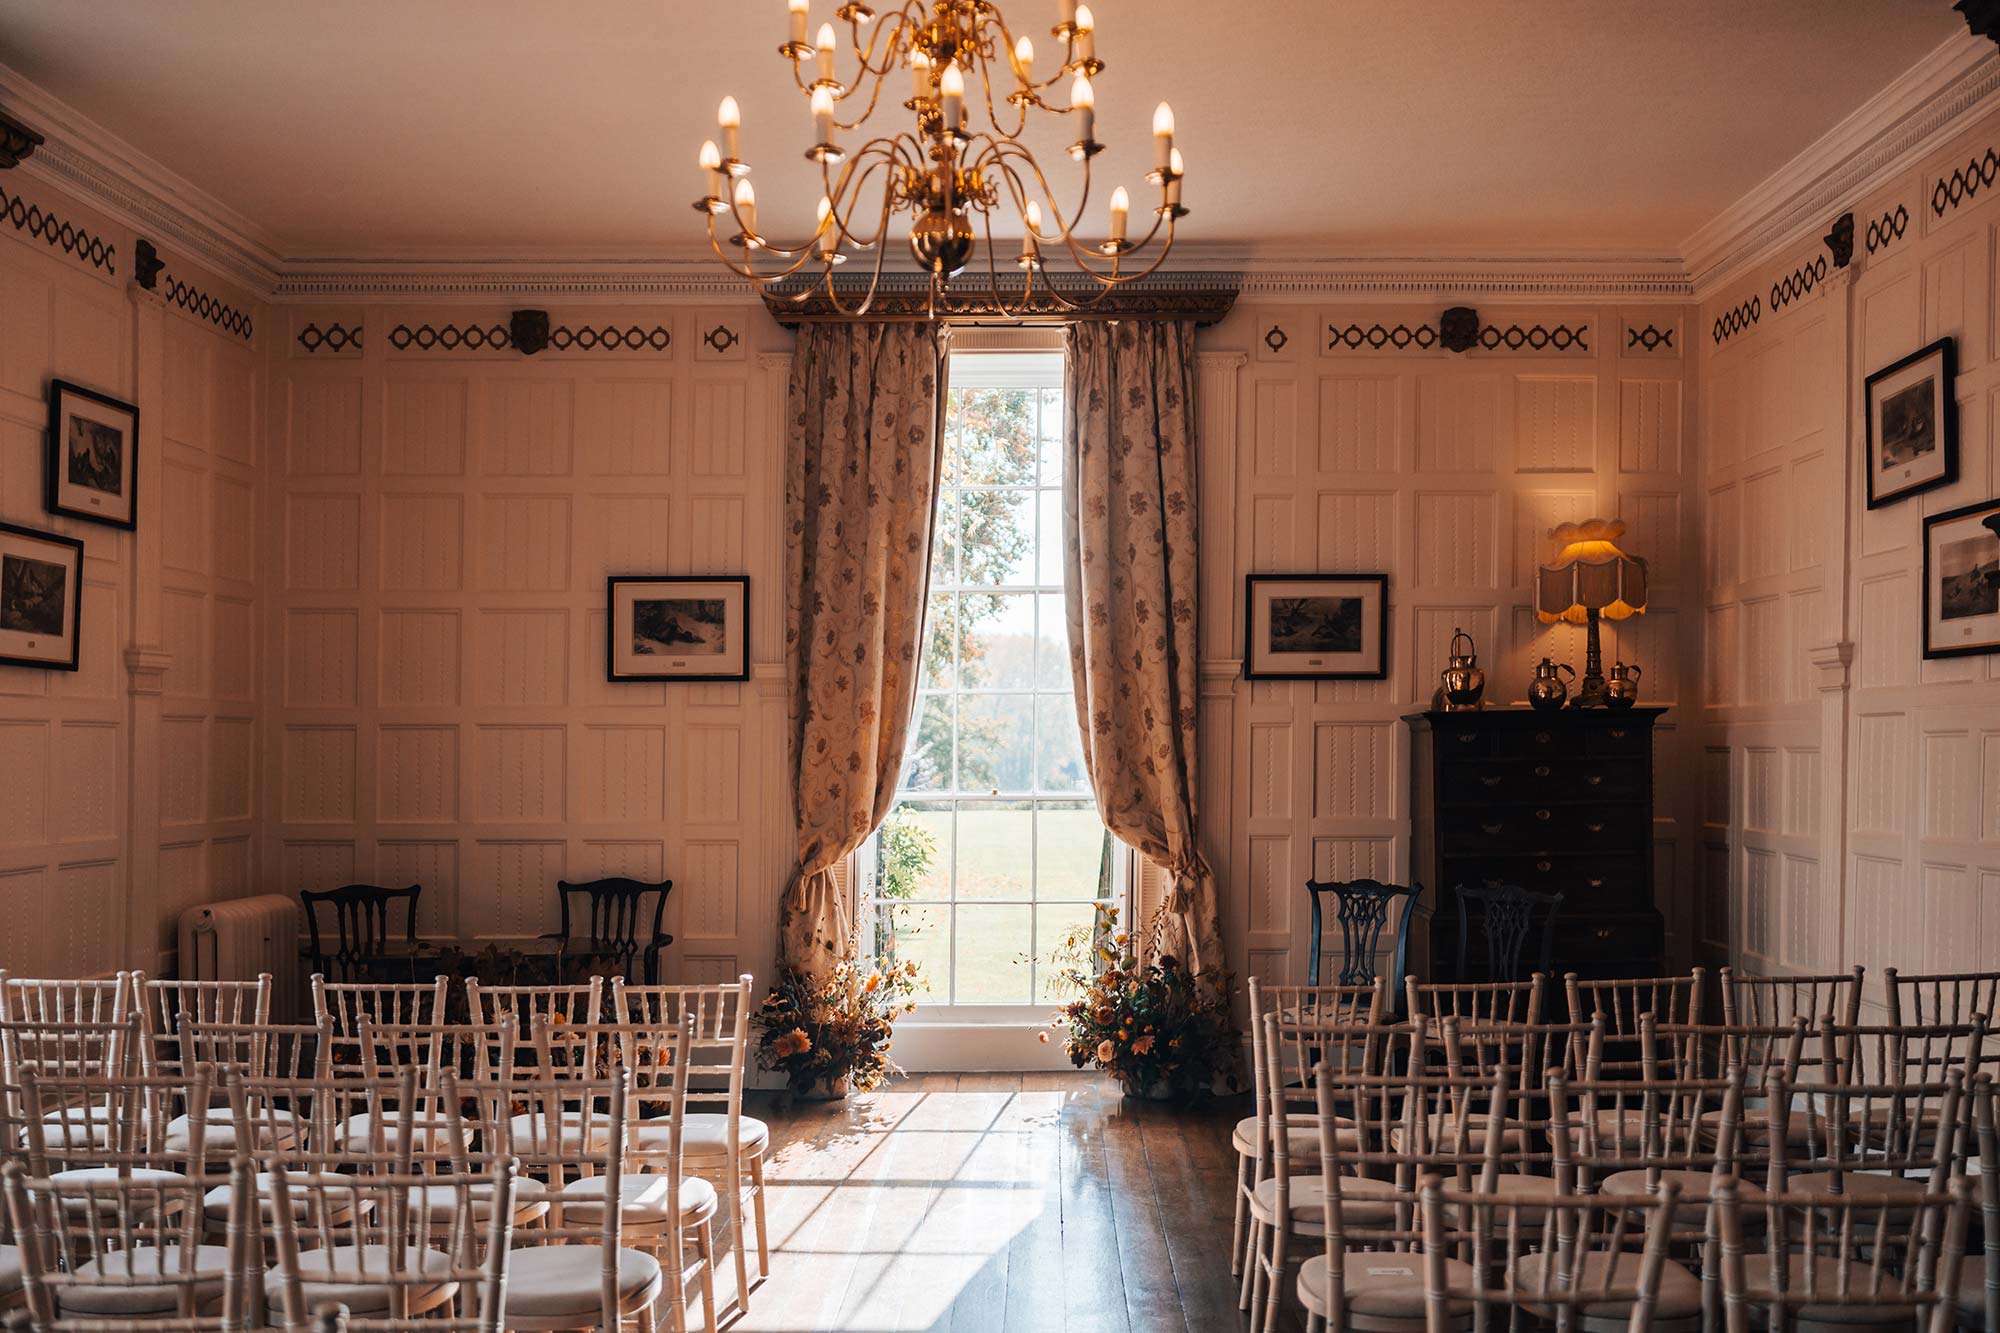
[716,189,829,266]
[839,8,911,81]
[825,136,915,250]
[989,138,1094,253]
[704,214,819,285]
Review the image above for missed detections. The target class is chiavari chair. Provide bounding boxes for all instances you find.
[0,1017,143,1153]
[1406,974,1546,1039]
[0,973,130,1026]
[309,978,448,1071]
[1244,1015,1426,1329]
[128,975,271,1077]
[1234,978,1386,1278]
[1963,1078,1997,1333]
[261,1079,509,1332]
[464,977,605,1032]
[1714,1174,1971,1333]
[1569,970,1707,1078]
[1769,1067,1967,1217]
[1721,968,1865,1028]
[17,1063,211,1187]
[1423,1171,1694,1333]
[1655,1019,1814,1170]
[614,975,761,1312]
[0,1154,257,1332]
[349,1020,514,1155]
[468,1067,671,1333]
[1882,970,2000,1031]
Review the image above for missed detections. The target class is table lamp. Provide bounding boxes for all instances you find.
[1534,518,1647,708]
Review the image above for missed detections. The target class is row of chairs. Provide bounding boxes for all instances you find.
[1232,965,2000,1333]
[0,970,774,1333]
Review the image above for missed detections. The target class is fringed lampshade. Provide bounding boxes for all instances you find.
[1534,518,1647,705]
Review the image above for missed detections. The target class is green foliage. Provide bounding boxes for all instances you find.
[878,809,938,901]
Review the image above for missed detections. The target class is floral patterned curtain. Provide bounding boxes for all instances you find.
[780,322,947,981]
[1061,320,1225,977]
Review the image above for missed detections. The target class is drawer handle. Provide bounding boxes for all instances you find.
[1480,776,1502,788]
[1535,859,1552,873]
[1535,808,1553,821]
[1586,821,1604,833]
[1595,927,1614,940]
[1588,877,1604,889]
[1535,731,1552,745]
[1609,729,1628,740]
[1585,774,1603,786]
[1481,821,1504,834]
[1534,765,1551,778]
[1456,734,1476,744]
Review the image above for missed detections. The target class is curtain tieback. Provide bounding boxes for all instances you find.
[1164,852,1212,913]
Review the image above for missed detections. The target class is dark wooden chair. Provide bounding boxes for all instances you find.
[299,883,423,983]
[1304,878,1421,1001]
[1452,880,1562,982]
[543,877,674,984]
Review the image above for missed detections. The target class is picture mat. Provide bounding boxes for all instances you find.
[1248,578,1385,675]
[0,528,80,666]
[1868,343,1952,502]
[608,579,747,679]
[1928,504,2000,652]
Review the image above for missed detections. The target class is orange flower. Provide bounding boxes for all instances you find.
[772,1028,813,1059]
[1095,1039,1116,1064]
[1132,1034,1156,1055]
[864,973,882,993]
[1037,1031,1051,1044]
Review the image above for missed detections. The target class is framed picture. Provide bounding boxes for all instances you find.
[1865,336,1956,509]
[46,379,139,529]
[1243,573,1389,680]
[0,519,84,671]
[1923,496,2000,660]
[607,576,750,682]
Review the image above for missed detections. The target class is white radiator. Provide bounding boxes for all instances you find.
[178,895,306,1021]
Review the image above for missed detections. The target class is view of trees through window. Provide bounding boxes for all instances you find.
[869,359,1116,1009]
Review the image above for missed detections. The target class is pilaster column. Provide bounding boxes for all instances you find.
[122,279,170,969]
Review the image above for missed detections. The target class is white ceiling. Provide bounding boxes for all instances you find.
[0,1,1966,263]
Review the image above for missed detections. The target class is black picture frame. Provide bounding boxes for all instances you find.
[1242,572,1390,681]
[1921,495,2000,660]
[46,378,139,530]
[0,518,85,672]
[606,575,751,682]
[1864,336,1956,510]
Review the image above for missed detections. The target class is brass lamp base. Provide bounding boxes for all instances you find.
[1569,607,1608,708]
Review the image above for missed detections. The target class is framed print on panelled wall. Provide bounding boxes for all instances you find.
[606,575,751,682]
[45,379,139,530]
[1863,336,1955,510]
[1923,496,2000,660]
[0,519,84,671]
[1242,573,1390,680]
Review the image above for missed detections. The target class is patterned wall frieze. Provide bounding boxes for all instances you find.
[295,321,362,355]
[0,180,114,275]
[1864,204,1910,255]
[1328,321,1440,352]
[1932,145,2000,217]
[1475,321,1588,352]
[1324,319,1590,354]
[162,271,253,341]
[384,318,673,354]
[1625,322,1677,353]
[1768,254,1828,312]
[1711,295,1760,345]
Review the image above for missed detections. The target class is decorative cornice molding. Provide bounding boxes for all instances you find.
[1807,640,1854,694]
[124,646,174,697]
[761,270,1240,324]
[1682,32,2000,298]
[1229,257,1690,300]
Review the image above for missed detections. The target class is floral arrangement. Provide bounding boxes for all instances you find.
[1042,906,1235,1100]
[753,958,923,1097]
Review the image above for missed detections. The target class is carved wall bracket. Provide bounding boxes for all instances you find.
[0,111,43,170]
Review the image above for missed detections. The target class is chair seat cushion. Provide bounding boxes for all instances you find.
[50,1167,193,1213]
[558,1173,719,1226]
[31,1106,116,1149]
[203,1171,363,1223]
[1443,1171,1562,1226]
[0,1244,20,1296]
[636,1112,768,1159]
[1781,1170,1930,1201]
[1740,1252,1922,1325]
[503,1244,663,1320]
[339,1111,464,1153]
[60,1244,234,1315]
[1297,1251,1478,1330]
[408,1176,549,1220]
[1509,1249,1704,1329]
[1231,1114,1359,1159]
[508,1110,611,1153]
[1387,1123,1528,1155]
[264,1244,458,1315]
[1600,1168,1762,1224]
[1249,1174,1398,1229]
[167,1107,302,1152]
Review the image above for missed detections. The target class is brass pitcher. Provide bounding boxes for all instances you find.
[1438,627,1486,711]
[1527,657,1575,712]
[1605,660,1642,709]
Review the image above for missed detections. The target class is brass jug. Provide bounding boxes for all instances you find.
[1438,628,1486,711]
[1605,660,1642,709]
[1527,657,1575,712]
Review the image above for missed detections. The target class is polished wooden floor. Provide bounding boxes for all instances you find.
[709,1072,1287,1333]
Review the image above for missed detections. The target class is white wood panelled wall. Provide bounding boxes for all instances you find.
[1699,102,2000,1002]
[0,169,266,975]
[262,305,788,990]
[1191,303,1701,988]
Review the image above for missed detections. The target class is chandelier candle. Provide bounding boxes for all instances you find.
[694,0,1189,316]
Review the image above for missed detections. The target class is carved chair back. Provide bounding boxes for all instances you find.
[299,883,423,983]
[551,877,675,984]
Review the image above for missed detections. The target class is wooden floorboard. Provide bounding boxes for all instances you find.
[714,1072,1289,1333]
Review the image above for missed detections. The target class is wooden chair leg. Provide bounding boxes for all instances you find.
[1231,1152,1250,1277]
[1244,1219,1266,1314]
[728,1149,751,1313]
[1261,1219,1288,1333]
[750,1151,770,1278]
[697,1220,719,1333]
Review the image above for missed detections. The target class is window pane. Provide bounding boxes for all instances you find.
[900,694,953,792]
[958,592,1035,689]
[948,389,1039,487]
[877,902,949,1004]
[953,904,1033,1004]
[1035,592,1071,689]
[1035,695,1089,794]
[953,800,1032,900]
[1037,388,1064,484]
[957,489,1036,587]
[877,801,951,902]
[1037,488,1066,587]
[1036,902,1103,1003]
[932,488,961,583]
[957,694,1033,792]
[1036,801,1107,899]
[922,593,956,689]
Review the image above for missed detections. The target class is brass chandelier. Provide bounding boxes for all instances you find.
[694,0,1186,317]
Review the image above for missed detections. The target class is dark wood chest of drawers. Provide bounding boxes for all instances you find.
[1405,707,1666,981]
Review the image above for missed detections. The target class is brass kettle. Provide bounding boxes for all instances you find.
[1605,660,1643,709]
[1527,657,1575,712]
[1438,627,1486,712]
